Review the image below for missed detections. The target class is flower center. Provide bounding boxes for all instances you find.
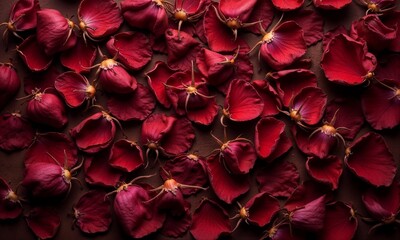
[153,0,163,7]
[78,21,86,31]
[164,179,179,191]
[345,147,352,158]
[289,109,302,122]
[262,31,274,43]
[239,207,249,219]
[63,169,72,183]
[221,142,229,151]
[117,183,129,192]
[67,19,74,29]
[222,108,230,117]
[226,18,241,29]
[383,214,396,224]
[5,190,19,202]
[85,85,96,98]
[321,124,337,136]
[394,88,400,99]
[34,93,43,101]
[186,86,197,94]
[102,111,113,121]
[100,58,117,70]
[368,3,380,12]
[174,10,188,21]
[147,142,158,150]
[365,71,374,80]
[187,154,199,161]
[7,22,16,32]
[11,112,21,117]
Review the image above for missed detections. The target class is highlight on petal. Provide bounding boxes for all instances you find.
[0,113,34,152]
[313,0,352,9]
[108,139,144,172]
[321,34,377,85]
[190,199,231,240]
[60,37,96,74]
[25,207,60,239]
[271,0,304,11]
[145,61,175,108]
[345,132,397,187]
[17,35,53,72]
[306,155,343,190]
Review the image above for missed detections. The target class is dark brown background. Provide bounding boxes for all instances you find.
[0,0,400,239]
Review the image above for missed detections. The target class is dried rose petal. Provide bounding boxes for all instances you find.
[242,192,281,227]
[25,207,60,239]
[0,113,34,152]
[84,152,124,188]
[252,80,281,117]
[0,177,22,220]
[313,0,352,9]
[161,206,192,238]
[306,155,343,190]
[23,65,59,94]
[0,63,20,110]
[17,35,53,72]
[285,9,324,46]
[108,139,144,172]
[271,0,304,11]
[290,195,326,232]
[60,37,96,74]
[145,61,175,108]
[285,181,330,212]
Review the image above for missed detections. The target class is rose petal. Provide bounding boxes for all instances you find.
[271,0,304,11]
[108,139,144,172]
[252,80,281,117]
[0,177,22,220]
[23,65,59,94]
[362,182,400,220]
[313,0,352,9]
[60,37,96,74]
[145,61,175,108]
[246,192,281,227]
[25,207,60,239]
[291,195,326,232]
[55,71,93,108]
[285,9,324,46]
[17,35,53,72]
[306,155,343,190]
[291,86,327,126]
[0,113,34,152]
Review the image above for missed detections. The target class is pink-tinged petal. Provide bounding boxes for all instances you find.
[190,199,231,240]
[260,21,307,70]
[325,97,364,140]
[224,80,264,122]
[25,132,78,169]
[204,4,241,52]
[306,155,343,190]
[114,184,166,238]
[109,140,143,172]
[141,113,176,144]
[268,69,317,108]
[107,83,156,121]
[222,140,257,174]
[206,153,250,203]
[0,63,20,110]
[55,71,94,108]
[70,112,116,153]
[320,202,357,240]
[252,80,281,117]
[307,129,337,159]
[361,80,400,130]
[375,54,400,83]
[345,132,397,187]
[285,9,323,46]
[245,0,274,34]
[161,117,195,155]
[84,152,124,188]
[78,0,123,39]
[74,190,112,234]
[145,61,174,108]
[17,35,52,72]
[165,28,201,71]
[23,65,59,94]
[25,208,60,239]
[291,87,327,126]
[313,0,352,9]
[271,0,304,11]
[285,181,330,212]
[321,34,377,85]
[0,113,34,152]
[291,195,326,232]
[60,37,96,74]
[255,117,291,161]
[0,177,22,220]
[161,207,192,238]
[256,160,300,198]
[8,0,40,31]
[322,26,348,51]
[362,182,400,220]
[106,31,152,71]
[246,192,281,227]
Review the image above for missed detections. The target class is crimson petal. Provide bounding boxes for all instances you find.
[60,37,96,74]
[55,71,94,108]
[108,139,144,172]
[290,195,326,232]
[8,0,40,31]
[252,80,281,117]
[84,152,124,188]
[285,10,324,46]
[0,63,20,110]
[0,177,22,220]
[271,0,304,11]
[246,192,281,227]
[161,117,195,155]
[161,207,192,238]
[0,113,34,152]
[313,0,351,9]
[145,61,175,108]
[306,155,343,190]
[222,140,257,174]
[17,35,52,72]
[285,181,330,212]
[362,182,400,220]
[23,65,59,94]
[25,207,60,239]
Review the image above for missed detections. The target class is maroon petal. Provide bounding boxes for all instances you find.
[98,62,137,94]
[106,31,152,71]
[219,0,257,19]
[84,152,124,188]
[323,26,348,51]
[222,140,257,174]
[23,65,59,94]
[60,37,96,74]
[246,192,281,227]
[17,35,52,72]
[321,34,377,85]
[285,181,330,212]
[291,124,313,156]
[25,132,78,169]
[244,0,275,34]
[0,63,20,110]
[345,132,397,187]
[78,0,123,39]
[107,83,156,121]
[271,0,304,11]
[0,113,34,152]
[291,195,326,232]
[375,53,400,82]
[285,9,324,46]
[109,139,144,172]
[190,199,231,240]
[313,0,352,9]
[224,80,264,122]
[306,155,343,190]
[186,96,219,126]
[381,11,400,52]
[74,190,112,234]
[165,28,201,71]
[161,117,195,155]
[145,61,174,108]
[8,0,40,31]
[362,182,400,220]
[55,71,95,108]
[307,127,338,159]
[161,207,192,238]
[256,160,300,198]
[252,80,281,117]
[0,177,22,220]
[290,87,327,126]
[141,113,176,144]
[25,207,60,239]
[206,153,250,203]
[255,117,291,161]
[320,202,358,240]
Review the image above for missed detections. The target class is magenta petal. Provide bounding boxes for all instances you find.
[141,113,176,144]
[271,0,304,11]
[25,207,60,239]
[345,132,397,187]
[291,195,326,232]
[222,140,257,174]
[108,139,144,172]
[8,0,40,31]
[0,177,22,220]
[306,155,343,190]
[60,37,96,74]
[0,113,34,152]
[17,35,53,72]
[362,182,400,220]
[291,87,327,126]
[285,181,330,212]
[55,71,94,108]
[161,207,192,238]
[145,61,174,108]
[246,192,281,227]
[84,152,124,188]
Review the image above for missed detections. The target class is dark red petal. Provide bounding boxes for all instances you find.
[0,177,22,220]
[307,129,337,159]
[17,35,53,72]
[186,97,219,126]
[55,71,92,108]
[9,0,40,31]
[291,195,326,232]
[107,84,156,121]
[255,117,291,161]
[306,155,343,190]
[381,11,400,52]
[362,182,400,220]
[224,80,264,122]
[99,64,137,94]
[246,192,281,227]
[252,80,281,117]
[161,207,192,238]
[322,26,348,51]
[268,224,306,240]
[271,0,304,11]
[345,132,397,187]
[375,53,400,83]
[245,0,274,34]
[291,124,313,156]
[291,87,327,126]
[268,69,317,108]
[320,202,358,240]
[361,80,400,130]
[219,0,257,19]
[141,113,176,144]
[0,113,34,152]
[25,207,60,239]
[161,117,195,155]
[108,139,143,172]
[70,112,116,153]
[206,153,250,203]
[23,65,59,94]
[106,31,152,71]
[285,10,323,46]
[78,0,123,39]
[74,190,112,234]
[60,37,96,74]
[0,64,20,110]
[313,0,352,9]
[285,181,330,212]
[222,140,257,174]
[256,160,300,198]
[260,21,307,70]
[25,132,78,169]
[84,152,124,188]
[145,61,174,108]
[321,34,377,85]
[190,199,231,240]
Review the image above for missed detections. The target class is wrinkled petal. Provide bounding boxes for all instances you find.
[285,9,323,46]
[84,152,124,188]
[108,139,143,172]
[25,207,60,239]
[290,87,327,126]
[291,195,326,232]
[246,192,281,227]
[55,71,94,108]
[362,182,400,220]
[145,61,175,108]
[271,0,304,11]
[17,35,53,72]
[252,80,281,117]
[0,113,34,152]
[60,37,96,74]
[306,155,343,190]
[0,177,22,220]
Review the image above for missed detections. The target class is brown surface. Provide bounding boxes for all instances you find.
[1,0,400,240]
